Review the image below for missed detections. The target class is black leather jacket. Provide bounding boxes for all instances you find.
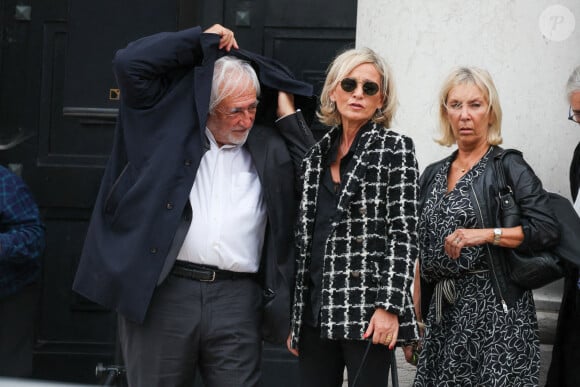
[419,146,560,315]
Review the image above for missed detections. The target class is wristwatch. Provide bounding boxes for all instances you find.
[493,228,502,245]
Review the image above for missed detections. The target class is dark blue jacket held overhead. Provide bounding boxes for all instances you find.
[72,26,315,343]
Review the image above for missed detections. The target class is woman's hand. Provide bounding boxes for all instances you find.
[444,228,490,259]
[203,24,239,51]
[402,344,415,364]
[286,332,299,357]
[444,226,524,259]
[363,308,399,350]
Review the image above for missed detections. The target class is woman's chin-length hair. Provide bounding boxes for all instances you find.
[437,66,503,147]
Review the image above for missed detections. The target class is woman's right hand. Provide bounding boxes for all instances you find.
[286,332,299,357]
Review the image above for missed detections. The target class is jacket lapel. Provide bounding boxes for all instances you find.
[335,123,379,216]
[297,130,333,257]
[246,125,268,183]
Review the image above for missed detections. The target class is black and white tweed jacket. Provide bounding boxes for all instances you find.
[290,122,420,347]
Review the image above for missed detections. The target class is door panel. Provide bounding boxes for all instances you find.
[0,0,356,383]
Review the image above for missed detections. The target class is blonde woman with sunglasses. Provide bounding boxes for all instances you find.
[282,47,421,387]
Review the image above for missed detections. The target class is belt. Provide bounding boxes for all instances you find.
[433,269,489,324]
[170,260,256,282]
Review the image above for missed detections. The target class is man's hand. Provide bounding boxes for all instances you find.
[204,24,239,51]
[277,91,295,118]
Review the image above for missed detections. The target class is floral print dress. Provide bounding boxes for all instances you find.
[414,151,540,387]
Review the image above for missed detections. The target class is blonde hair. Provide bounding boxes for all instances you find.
[317,47,397,128]
[436,66,503,147]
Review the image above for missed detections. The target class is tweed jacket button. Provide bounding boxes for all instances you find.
[351,271,361,278]
[359,207,367,215]
[356,236,363,243]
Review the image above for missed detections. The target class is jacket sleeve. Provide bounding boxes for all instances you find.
[112,27,205,109]
[504,153,560,252]
[0,169,45,264]
[376,135,420,315]
[275,110,316,184]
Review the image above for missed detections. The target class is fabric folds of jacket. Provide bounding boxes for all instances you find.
[290,122,421,348]
[72,26,315,344]
[418,146,560,316]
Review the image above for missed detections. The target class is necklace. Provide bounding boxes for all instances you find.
[454,163,468,174]
[453,161,471,174]
[455,146,493,174]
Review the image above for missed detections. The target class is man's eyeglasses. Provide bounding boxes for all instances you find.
[217,101,259,118]
[340,78,380,96]
[568,106,580,124]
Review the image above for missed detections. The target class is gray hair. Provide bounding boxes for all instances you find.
[209,56,261,114]
[317,47,398,128]
[566,65,580,101]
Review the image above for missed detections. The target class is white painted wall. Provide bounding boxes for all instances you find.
[357,0,579,198]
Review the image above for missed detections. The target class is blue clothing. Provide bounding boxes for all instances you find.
[0,165,45,298]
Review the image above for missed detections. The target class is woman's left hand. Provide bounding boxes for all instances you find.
[402,344,415,365]
[444,228,489,259]
[363,308,399,350]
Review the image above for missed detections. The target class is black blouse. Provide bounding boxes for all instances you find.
[304,125,371,327]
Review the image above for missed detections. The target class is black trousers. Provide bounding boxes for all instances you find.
[298,324,391,387]
[546,269,580,387]
[0,282,39,377]
[118,274,263,387]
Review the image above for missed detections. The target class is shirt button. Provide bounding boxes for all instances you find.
[150,247,158,254]
[166,202,174,210]
[184,159,192,166]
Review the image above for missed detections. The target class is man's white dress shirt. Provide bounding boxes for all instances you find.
[176,128,267,272]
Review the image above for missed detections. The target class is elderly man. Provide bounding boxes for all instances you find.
[73,24,314,386]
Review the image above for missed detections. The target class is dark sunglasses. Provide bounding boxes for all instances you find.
[340,78,380,96]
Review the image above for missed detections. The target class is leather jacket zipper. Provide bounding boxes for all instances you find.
[470,185,508,313]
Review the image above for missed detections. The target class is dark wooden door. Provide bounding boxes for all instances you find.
[0,0,356,384]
